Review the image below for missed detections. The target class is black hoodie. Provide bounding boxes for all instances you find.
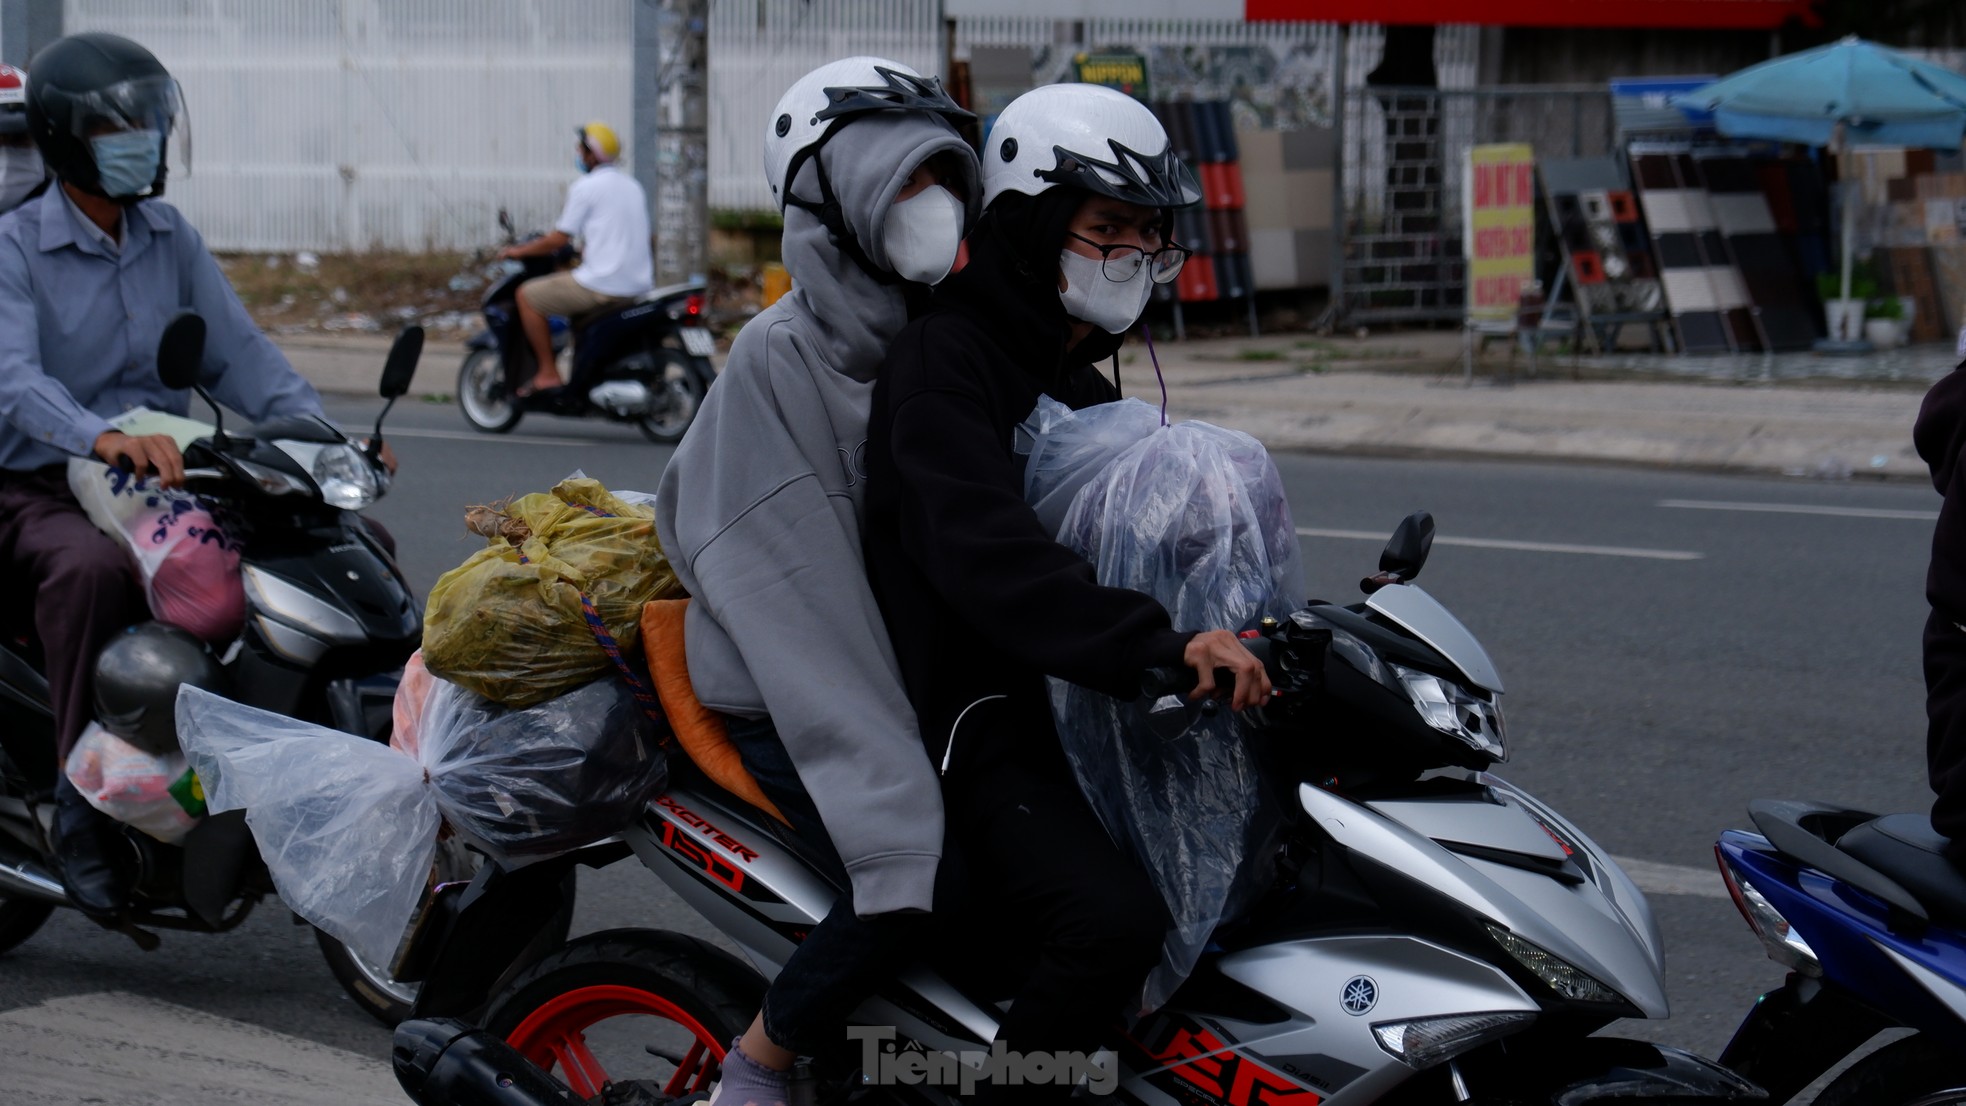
[1913,364,1966,849]
[862,188,1195,772]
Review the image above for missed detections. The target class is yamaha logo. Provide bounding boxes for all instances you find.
[1341,976,1378,1015]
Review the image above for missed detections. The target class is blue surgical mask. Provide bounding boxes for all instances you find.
[90,129,160,197]
[575,156,590,174]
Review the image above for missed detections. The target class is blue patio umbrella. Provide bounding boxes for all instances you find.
[1675,36,1966,149]
[1672,38,1966,346]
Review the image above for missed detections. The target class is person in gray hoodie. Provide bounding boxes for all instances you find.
[652,58,979,1103]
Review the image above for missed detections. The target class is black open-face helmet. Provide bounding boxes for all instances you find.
[26,32,184,203]
[94,622,228,757]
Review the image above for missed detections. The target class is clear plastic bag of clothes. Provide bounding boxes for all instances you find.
[176,674,668,968]
[1023,397,1305,1013]
[1017,396,1165,539]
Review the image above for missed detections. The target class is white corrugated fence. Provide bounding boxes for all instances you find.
[64,0,632,252]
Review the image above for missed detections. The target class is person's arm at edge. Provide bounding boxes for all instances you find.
[0,234,117,458]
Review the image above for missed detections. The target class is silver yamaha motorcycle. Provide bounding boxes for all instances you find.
[388,514,1760,1106]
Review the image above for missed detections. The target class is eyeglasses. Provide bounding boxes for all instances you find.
[1067,232,1191,285]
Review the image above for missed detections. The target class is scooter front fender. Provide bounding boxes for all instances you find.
[1548,1040,1766,1105]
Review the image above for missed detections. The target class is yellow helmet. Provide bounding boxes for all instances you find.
[578,121,621,163]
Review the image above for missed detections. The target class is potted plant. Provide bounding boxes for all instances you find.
[1866,294,1905,350]
[1818,262,1880,343]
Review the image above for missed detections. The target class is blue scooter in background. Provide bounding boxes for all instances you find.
[1713,801,1965,1106]
[456,210,716,444]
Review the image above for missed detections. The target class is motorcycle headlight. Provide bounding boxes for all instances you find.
[273,440,380,510]
[1392,663,1506,760]
[1486,924,1622,1004]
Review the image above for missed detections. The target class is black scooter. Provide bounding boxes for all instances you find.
[0,316,466,1027]
[457,211,716,444]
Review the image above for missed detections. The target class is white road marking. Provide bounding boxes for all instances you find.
[1658,499,1938,522]
[0,991,401,1105]
[1611,855,1730,900]
[1296,528,1704,562]
[387,426,635,447]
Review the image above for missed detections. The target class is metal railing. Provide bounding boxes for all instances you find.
[1339,85,1614,325]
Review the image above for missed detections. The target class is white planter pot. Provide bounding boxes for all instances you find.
[1865,318,1900,349]
[1825,299,1866,341]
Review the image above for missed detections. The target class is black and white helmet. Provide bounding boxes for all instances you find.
[982,83,1199,211]
[763,55,972,211]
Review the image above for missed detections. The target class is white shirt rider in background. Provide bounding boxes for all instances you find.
[497,121,653,397]
[0,64,49,215]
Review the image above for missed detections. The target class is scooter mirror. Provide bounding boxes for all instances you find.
[497,208,515,238]
[1380,511,1435,581]
[381,326,424,399]
[156,312,207,391]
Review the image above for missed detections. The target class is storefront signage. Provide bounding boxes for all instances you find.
[1072,52,1150,102]
[1464,143,1536,322]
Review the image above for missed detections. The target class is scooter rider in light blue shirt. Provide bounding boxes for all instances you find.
[0,32,335,928]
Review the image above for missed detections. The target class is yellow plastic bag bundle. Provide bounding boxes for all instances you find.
[422,477,683,707]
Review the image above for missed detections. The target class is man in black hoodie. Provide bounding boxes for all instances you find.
[864,84,1270,1103]
[1915,342,1966,865]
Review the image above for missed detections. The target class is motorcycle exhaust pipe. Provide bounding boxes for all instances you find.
[393,1018,585,1106]
[0,852,69,906]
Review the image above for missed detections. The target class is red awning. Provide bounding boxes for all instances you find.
[1244,0,1818,29]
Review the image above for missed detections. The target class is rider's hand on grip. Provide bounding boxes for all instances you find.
[94,430,184,488]
[1183,630,1273,712]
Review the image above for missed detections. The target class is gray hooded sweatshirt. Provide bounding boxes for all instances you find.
[655,111,975,917]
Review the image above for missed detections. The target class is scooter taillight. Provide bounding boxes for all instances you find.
[1715,844,1821,976]
[685,293,704,317]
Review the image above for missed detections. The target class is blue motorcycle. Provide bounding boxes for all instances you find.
[1714,800,1965,1106]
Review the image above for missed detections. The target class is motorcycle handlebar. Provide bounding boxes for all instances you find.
[1141,635,1281,706]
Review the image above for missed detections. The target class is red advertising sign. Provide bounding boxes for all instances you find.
[1245,0,1817,29]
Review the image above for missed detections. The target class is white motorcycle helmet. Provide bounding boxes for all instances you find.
[981,83,1200,211]
[763,55,973,212]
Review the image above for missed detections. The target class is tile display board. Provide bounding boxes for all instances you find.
[1154,100,1254,309]
[1538,156,1667,344]
[1629,144,1821,354]
[1237,124,1335,292]
[1631,146,1760,353]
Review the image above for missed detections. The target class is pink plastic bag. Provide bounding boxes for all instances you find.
[391,650,435,759]
[141,506,245,640]
[67,461,247,642]
[64,722,207,844]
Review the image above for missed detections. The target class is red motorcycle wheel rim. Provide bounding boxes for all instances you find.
[505,984,725,1099]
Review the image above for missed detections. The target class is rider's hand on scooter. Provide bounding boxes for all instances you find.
[1183,630,1273,712]
[94,430,185,488]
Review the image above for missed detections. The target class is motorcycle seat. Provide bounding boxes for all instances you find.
[1836,814,1966,927]
[567,299,644,336]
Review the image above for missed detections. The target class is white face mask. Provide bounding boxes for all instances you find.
[1058,245,1153,335]
[881,184,964,285]
[0,144,44,213]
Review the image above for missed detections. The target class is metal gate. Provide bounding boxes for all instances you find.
[1338,85,1614,325]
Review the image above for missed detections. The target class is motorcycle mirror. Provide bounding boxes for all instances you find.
[370,325,423,458]
[380,326,423,400]
[497,208,515,239]
[155,311,206,392]
[1379,511,1434,580]
[157,311,229,446]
